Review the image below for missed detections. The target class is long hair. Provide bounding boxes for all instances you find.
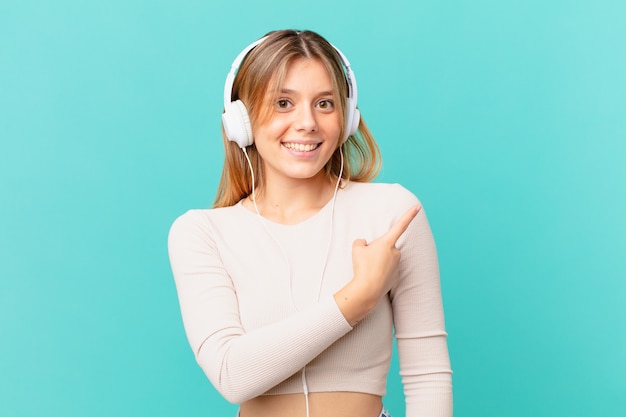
[213,29,381,208]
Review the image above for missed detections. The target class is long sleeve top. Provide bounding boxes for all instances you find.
[168,181,453,416]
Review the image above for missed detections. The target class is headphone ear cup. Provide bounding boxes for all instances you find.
[222,100,253,148]
[343,99,360,143]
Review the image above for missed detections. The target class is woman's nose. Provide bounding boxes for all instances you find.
[293,105,318,132]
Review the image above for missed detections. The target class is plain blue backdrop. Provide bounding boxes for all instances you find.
[1,1,625,416]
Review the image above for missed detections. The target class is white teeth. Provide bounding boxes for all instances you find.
[283,142,319,152]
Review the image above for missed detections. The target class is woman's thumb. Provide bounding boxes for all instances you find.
[352,238,368,249]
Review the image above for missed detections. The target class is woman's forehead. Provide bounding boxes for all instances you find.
[268,57,336,94]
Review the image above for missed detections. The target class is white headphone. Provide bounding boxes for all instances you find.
[222,35,360,148]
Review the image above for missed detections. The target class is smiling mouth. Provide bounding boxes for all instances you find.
[282,142,321,152]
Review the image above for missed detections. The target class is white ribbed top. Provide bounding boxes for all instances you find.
[168,182,453,416]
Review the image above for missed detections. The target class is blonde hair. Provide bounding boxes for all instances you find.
[213,29,381,208]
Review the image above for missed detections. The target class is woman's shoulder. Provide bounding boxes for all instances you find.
[169,204,243,238]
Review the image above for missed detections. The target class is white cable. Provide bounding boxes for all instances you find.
[242,147,296,310]
[241,145,345,417]
[302,365,310,417]
[242,146,344,310]
[316,147,344,301]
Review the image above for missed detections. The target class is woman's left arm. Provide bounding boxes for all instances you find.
[390,200,453,417]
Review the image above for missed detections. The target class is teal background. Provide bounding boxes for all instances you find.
[1,0,625,416]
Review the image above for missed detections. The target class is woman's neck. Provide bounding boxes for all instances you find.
[246,174,336,225]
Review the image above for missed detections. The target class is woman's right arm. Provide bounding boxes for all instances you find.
[168,211,353,404]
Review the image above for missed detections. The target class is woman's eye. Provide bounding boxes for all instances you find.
[317,100,334,110]
[276,99,291,109]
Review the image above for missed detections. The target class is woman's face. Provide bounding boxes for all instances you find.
[252,57,342,186]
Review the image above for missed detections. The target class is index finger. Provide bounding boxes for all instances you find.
[382,205,422,246]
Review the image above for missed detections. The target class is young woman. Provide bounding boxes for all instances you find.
[169,29,452,417]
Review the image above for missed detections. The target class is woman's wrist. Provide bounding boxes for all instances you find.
[333,279,378,326]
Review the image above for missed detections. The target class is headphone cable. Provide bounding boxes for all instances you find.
[241,145,344,417]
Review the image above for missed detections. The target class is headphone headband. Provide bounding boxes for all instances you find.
[223,36,268,107]
[222,34,360,148]
[329,43,358,108]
